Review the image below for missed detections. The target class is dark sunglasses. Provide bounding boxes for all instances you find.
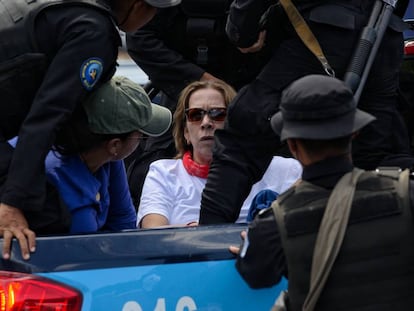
[185,107,227,122]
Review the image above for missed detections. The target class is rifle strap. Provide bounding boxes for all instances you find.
[302,168,365,311]
[278,0,335,77]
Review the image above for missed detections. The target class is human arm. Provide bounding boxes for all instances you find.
[137,161,175,228]
[2,9,119,210]
[126,8,206,100]
[231,207,287,288]
[104,161,137,231]
[225,0,273,48]
[45,157,131,233]
[200,72,225,84]
[0,7,119,258]
[238,30,267,53]
[140,214,169,228]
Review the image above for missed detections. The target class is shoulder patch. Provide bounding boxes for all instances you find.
[80,57,103,90]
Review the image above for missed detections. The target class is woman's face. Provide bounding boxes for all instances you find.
[184,88,227,165]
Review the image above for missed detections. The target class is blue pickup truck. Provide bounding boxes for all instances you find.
[0,224,287,311]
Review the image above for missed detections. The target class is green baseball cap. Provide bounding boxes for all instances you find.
[83,76,172,136]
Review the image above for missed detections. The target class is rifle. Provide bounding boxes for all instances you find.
[343,0,399,103]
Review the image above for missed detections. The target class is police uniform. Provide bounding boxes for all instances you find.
[200,0,414,224]
[234,75,414,310]
[0,0,120,223]
[127,0,270,98]
[237,156,414,310]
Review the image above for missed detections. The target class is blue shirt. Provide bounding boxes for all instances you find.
[45,152,137,233]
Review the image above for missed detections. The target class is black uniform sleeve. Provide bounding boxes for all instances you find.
[225,0,273,48]
[1,7,119,211]
[409,180,414,219]
[235,207,287,288]
[126,8,204,101]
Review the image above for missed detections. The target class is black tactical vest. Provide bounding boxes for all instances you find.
[0,0,112,139]
[0,0,111,58]
[177,0,271,90]
[275,169,414,311]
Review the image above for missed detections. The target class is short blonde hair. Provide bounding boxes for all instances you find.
[173,80,237,159]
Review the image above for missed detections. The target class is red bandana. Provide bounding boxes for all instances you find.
[182,151,210,179]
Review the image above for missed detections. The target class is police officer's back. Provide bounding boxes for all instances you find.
[233,75,414,310]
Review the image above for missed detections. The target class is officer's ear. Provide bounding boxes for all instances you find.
[287,138,298,158]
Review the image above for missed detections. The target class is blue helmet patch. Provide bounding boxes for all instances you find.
[80,58,103,90]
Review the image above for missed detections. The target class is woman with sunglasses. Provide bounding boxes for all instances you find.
[137,80,301,228]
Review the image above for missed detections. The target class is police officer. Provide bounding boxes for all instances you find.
[200,0,414,224]
[0,0,181,260]
[230,75,414,310]
[124,0,272,208]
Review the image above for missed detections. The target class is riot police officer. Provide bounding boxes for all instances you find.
[230,75,414,310]
[0,0,181,260]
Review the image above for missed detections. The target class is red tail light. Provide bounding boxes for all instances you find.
[404,40,414,56]
[0,271,82,311]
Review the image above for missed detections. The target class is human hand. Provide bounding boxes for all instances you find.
[229,230,247,255]
[0,203,36,260]
[238,30,267,54]
[186,221,198,227]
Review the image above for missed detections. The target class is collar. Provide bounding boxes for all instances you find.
[302,154,353,189]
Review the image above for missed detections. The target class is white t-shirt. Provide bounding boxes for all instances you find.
[137,156,302,226]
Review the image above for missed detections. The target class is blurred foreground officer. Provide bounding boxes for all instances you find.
[230,75,414,311]
[0,0,180,260]
[200,0,414,224]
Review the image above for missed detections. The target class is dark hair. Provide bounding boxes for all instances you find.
[53,106,132,156]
